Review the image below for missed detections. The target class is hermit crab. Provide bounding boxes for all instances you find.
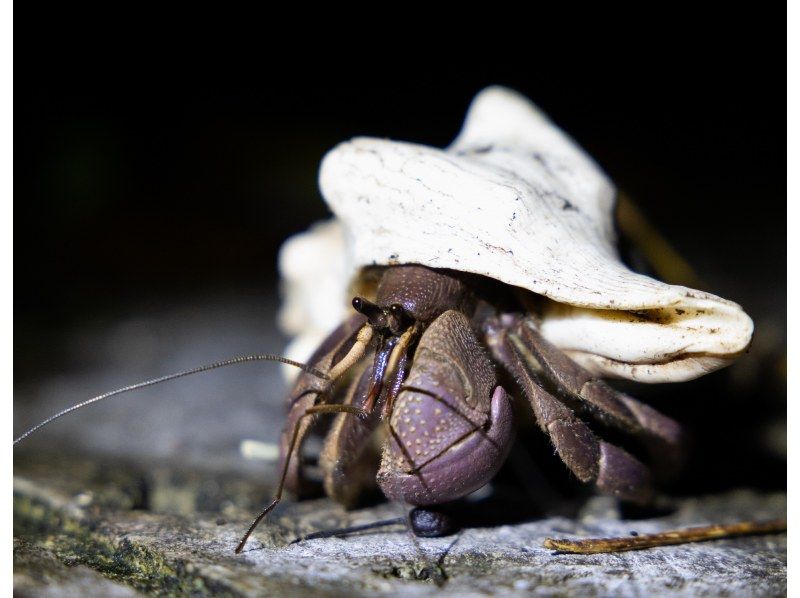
[15,87,754,555]
[266,86,753,551]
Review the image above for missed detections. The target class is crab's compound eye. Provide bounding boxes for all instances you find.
[387,303,411,334]
[408,507,458,538]
[352,296,389,329]
[352,296,380,318]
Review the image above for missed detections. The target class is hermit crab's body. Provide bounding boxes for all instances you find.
[282,265,515,508]
[281,264,682,514]
[276,87,753,526]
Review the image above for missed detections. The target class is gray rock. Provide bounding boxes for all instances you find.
[14,454,786,597]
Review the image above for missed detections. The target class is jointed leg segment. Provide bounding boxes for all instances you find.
[236,402,369,553]
[512,321,682,452]
[485,317,657,503]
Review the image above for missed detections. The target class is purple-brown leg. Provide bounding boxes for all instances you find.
[319,359,383,506]
[279,313,367,496]
[509,317,683,474]
[237,401,371,553]
[483,315,654,503]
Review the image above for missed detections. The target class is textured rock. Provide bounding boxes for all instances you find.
[14,452,786,597]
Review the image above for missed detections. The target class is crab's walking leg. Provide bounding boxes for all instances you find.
[280,314,367,496]
[239,312,376,552]
[511,318,683,470]
[319,365,381,505]
[484,319,653,503]
[237,402,369,553]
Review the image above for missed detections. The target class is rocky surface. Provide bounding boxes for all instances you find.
[13,451,786,597]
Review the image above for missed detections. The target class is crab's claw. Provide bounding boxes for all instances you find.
[377,310,515,505]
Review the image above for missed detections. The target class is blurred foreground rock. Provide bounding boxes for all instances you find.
[14,453,785,597]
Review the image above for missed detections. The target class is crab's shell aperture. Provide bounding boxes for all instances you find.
[280,86,753,383]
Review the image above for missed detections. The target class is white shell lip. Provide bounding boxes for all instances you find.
[284,86,753,383]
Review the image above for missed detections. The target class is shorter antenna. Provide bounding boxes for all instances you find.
[290,517,406,543]
[13,354,328,446]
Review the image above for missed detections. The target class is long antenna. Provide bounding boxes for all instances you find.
[13,354,328,446]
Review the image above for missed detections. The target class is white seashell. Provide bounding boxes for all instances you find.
[277,219,349,379]
[279,86,753,383]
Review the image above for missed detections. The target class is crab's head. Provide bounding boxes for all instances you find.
[352,265,469,337]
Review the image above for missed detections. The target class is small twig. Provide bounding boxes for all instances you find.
[543,519,786,554]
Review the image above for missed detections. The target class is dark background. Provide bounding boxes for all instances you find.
[14,11,786,496]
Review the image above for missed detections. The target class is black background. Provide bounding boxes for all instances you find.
[15,9,786,495]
